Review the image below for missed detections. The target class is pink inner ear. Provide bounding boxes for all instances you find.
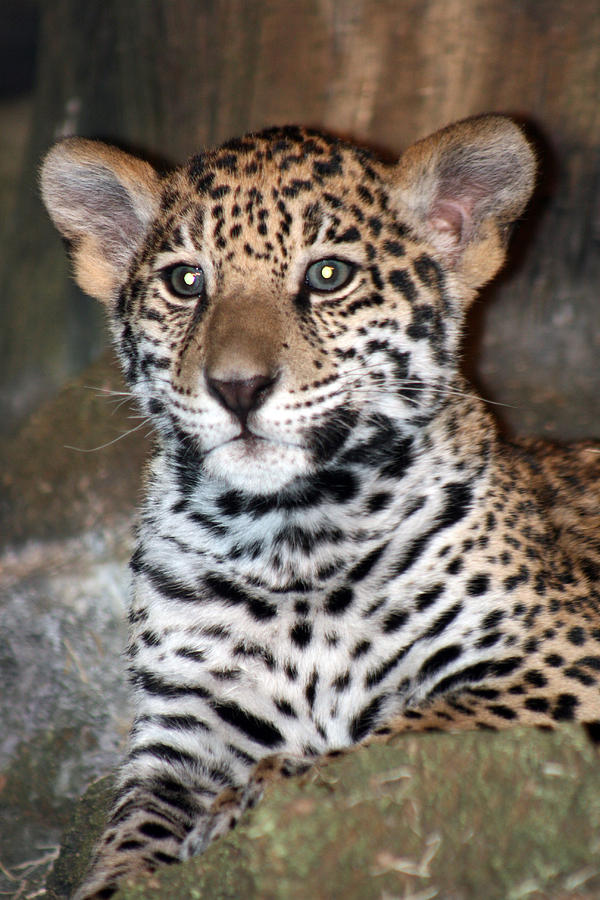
[427,198,472,251]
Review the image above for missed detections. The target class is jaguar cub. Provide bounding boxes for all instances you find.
[41,116,600,898]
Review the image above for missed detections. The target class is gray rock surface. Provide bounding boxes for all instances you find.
[0,355,145,897]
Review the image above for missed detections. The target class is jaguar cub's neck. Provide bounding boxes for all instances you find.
[142,391,493,592]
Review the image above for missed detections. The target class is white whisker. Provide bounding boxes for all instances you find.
[64,418,152,453]
[82,384,136,399]
[336,367,519,410]
[81,382,142,417]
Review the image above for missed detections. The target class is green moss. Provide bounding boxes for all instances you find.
[45,777,114,900]
[47,727,600,900]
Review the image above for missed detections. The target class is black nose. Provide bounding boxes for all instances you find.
[206,373,276,424]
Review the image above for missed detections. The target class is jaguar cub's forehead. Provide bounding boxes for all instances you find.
[151,126,400,277]
[160,126,390,231]
[187,125,382,190]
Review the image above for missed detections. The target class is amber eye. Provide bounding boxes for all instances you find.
[164,265,205,298]
[305,258,355,293]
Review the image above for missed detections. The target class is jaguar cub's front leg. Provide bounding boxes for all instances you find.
[75,752,266,900]
[180,779,264,860]
[75,741,313,898]
[180,756,311,860]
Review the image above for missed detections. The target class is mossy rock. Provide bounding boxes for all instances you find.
[47,727,600,899]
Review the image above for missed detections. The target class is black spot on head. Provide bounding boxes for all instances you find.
[333,671,351,691]
[412,253,445,294]
[490,656,523,678]
[323,192,343,209]
[193,172,217,195]
[211,185,231,200]
[368,216,382,236]
[579,655,600,671]
[120,322,139,383]
[214,153,239,173]
[204,574,277,621]
[274,698,297,718]
[313,154,343,179]
[476,632,502,649]
[282,178,313,198]
[307,409,360,464]
[383,239,405,257]
[564,665,595,686]
[389,269,417,302]
[504,567,529,591]
[334,226,360,243]
[285,662,298,681]
[581,558,600,582]
[357,184,374,204]
[148,398,165,416]
[426,661,491,700]
[380,435,414,480]
[311,467,359,504]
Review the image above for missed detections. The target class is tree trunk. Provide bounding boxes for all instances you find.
[3,0,599,437]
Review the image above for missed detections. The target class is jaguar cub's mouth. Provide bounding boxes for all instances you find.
[225,424,304,452]
[231,427,265,446]
[205,429,310,491]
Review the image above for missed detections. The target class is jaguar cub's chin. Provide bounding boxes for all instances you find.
[204,436,311,492]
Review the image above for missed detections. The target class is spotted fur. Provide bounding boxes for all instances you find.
[41,116,600,899]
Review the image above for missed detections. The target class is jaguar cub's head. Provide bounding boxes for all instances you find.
[41,117,534,492]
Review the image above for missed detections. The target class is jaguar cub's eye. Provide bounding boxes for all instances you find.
[305,258,355,293]
[164,265,205,298]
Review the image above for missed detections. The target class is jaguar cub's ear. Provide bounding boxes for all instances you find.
[41,138,161,304]
[391,115,536,293]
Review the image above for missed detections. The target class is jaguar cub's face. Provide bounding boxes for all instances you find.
[41,119,535,492]
[124,134,462,491]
